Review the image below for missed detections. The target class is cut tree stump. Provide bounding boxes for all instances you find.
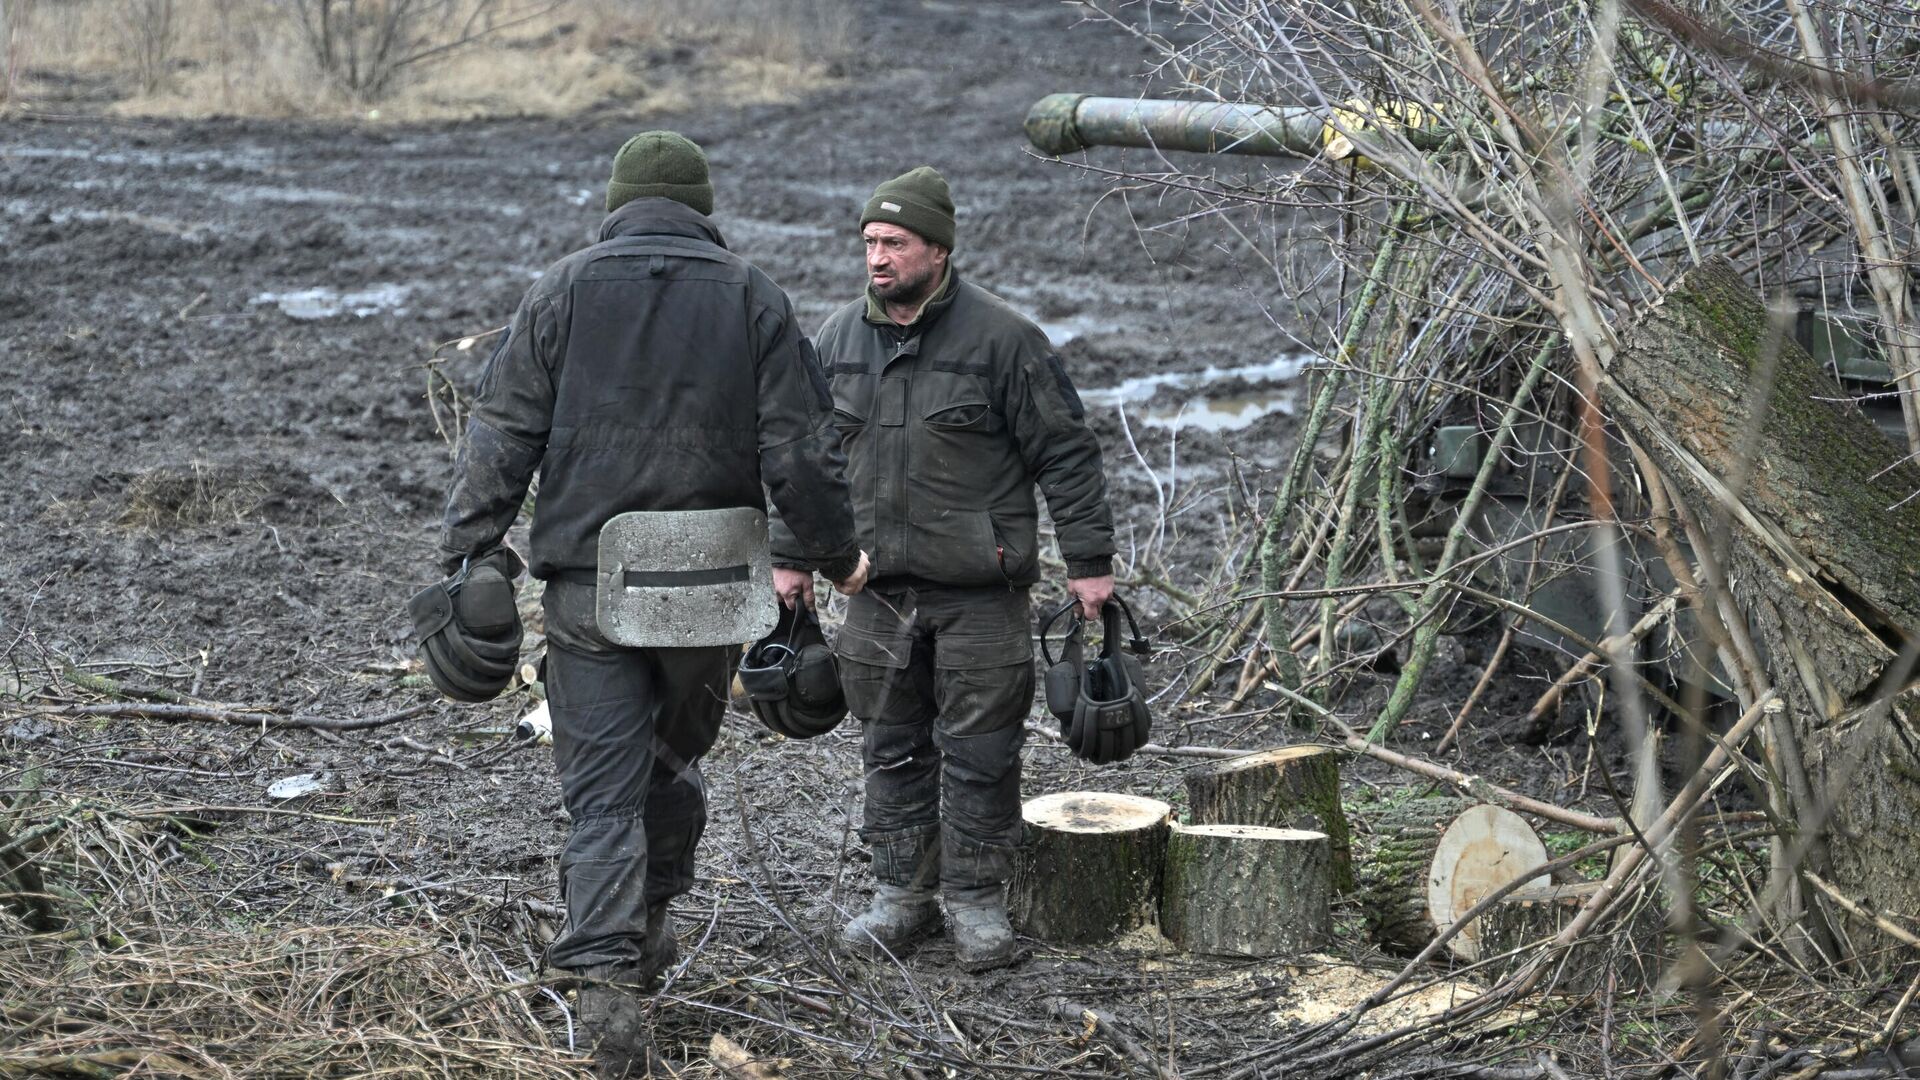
[1353,797,1549,957]
[1183,744,1354,892]
[1480,882,1666,996]
[1160,823,1331,956]
[1009,792,1171,945]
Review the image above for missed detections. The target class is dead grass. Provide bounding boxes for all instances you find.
[2,0,854,120]
[120,462,269,529]
[0,796,583,1078]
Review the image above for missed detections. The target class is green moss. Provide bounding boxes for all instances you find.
[1541,830,1607,880]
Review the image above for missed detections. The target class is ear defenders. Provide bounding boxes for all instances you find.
[1039,594,1153,764]
[739,602,847,739]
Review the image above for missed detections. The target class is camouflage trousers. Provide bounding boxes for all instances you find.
[835,584,1034,891]
[542,581,730,971]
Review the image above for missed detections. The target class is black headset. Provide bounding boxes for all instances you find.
[1039,595,1153,764]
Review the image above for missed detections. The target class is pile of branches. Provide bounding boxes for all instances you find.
[0,788,582,1079]
[1065,0,1920,1073]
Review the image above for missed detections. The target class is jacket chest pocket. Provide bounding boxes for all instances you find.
[832,373,912,428]
[915,372,1000,436]
[832,375,872,429]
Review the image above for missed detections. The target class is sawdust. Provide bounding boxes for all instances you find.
[1276,956,1488,1034]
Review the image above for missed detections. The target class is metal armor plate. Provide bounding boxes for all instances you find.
[594,507,778,648]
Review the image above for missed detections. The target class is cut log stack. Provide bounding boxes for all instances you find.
[1012,762,1564,962]
[1008,792,1171,945]
[1181,745,1354,892]
[1353,797,1550,957]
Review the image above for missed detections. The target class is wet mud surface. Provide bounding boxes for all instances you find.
[0,0,1613,1069]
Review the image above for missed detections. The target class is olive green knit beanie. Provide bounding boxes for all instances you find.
[860,166,955,250]
[606,130,713,216]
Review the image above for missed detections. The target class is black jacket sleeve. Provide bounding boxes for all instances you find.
[433,289,560,576]
[753,281,860,581]
[1006,343,1116,579]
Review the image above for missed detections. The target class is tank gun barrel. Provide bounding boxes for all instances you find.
[1025,94,1326,158]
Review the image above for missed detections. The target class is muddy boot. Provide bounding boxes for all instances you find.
[576,965,666,1079]
[944,885,1023,973]
[637,902,679,990]
[840,884,941,958]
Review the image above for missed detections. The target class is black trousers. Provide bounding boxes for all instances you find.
[835,584,1035,891]
[542,582,730,971]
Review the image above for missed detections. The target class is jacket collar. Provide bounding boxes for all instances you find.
[865,266,959,333]
[597,197,728,249]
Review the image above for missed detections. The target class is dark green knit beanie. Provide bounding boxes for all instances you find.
[606,130,713,216]
[860,166,955,250]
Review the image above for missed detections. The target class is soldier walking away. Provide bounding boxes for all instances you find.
[421,131,869,1077]
[770,166,1117,972]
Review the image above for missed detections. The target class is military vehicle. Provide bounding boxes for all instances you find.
[1024,93,1907,709]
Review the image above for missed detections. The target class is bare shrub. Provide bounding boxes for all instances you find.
[1,0,36,104]
[285,0,485,100]
[116,0,176,93]
[9,0,854,117]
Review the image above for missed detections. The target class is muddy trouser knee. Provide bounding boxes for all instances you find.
[542,639,729,971]
[843,651,943,889]
[932,660,1033,889]
[838,585,1034,892]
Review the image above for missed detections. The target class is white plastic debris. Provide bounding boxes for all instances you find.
[516,701,553,746]
[267,773,326,800]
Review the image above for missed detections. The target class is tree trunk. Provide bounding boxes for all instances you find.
[1008,792,1170,945]
[1479,882,1667,996]
[1183,744,1354,892]
[1607,259,1920,940]
[1160,823,1332,956]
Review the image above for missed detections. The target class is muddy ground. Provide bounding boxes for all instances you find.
[1,2,1623,1074]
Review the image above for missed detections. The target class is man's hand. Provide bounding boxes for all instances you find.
[773,566,817,610]
[831,551,871,596]
[1068,573,1115,620]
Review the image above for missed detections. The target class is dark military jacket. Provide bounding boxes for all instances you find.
[436,197,859,583]
[771,272,1114,589]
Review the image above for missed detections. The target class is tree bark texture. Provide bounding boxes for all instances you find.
[1353,795,1468,954]
[1159,823,1332,956]
[1607,258,1920,932]
[1008,792,1171,946]
[1183,745,1355,892]
[1480,882,1666,996]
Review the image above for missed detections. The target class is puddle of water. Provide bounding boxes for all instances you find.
[3,145,277,170]
[1078,354,1309,433]
[4,201,207,238]
[1080,354,1309,406]
[252,283,412,320]
[1037,313,1116,346]
[1140,393,1296,433]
